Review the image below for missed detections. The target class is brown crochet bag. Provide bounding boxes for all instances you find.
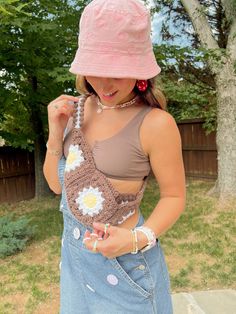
[64,95,148,228]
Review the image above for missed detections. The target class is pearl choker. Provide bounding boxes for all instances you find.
[96,95,139,114]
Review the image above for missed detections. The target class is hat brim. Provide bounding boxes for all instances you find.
[69,49,161,80]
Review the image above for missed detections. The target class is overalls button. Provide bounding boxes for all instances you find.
[73,227,81,240]
[138,264,146,270]
[107,274,119,285]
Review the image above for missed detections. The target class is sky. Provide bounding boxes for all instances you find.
[144,0,192,47]
[151,12,166,44]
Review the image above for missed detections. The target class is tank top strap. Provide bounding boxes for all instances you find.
[130,105,152,125]
[120,105,152,137]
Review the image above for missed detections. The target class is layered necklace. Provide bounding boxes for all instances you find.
[96,95,139,114]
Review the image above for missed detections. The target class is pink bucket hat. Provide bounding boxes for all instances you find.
[69,0,161,80]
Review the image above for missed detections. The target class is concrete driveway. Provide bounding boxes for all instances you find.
[172,289,236,314]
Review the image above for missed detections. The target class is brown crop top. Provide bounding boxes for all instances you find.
[63,94,152,227]
[63,96,152,181]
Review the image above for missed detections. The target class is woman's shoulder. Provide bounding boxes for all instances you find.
[140,106,180,157]
[144,107,177,133]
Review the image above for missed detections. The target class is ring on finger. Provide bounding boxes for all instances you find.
[67,100,76,106]
[104,223,110,235]
[92,239,98,253]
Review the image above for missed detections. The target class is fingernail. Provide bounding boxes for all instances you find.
[90,233,98,237]
[82,237,91,243]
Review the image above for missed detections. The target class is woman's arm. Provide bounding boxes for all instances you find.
[142,109,186,237]
[43,140,64,195]
[83,109,186,258]
[43,95,78,194]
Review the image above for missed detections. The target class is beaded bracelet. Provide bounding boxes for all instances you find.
[135,226,156,253]
[46,142,62,157]
[130,229,138,254]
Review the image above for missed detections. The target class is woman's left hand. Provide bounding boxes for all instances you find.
[83,222,134,259]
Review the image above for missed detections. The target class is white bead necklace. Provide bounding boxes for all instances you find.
[96,95,139,114]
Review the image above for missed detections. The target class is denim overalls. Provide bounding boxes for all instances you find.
[58,156,173,314]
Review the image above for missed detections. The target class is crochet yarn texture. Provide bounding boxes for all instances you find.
[64,95,149,228]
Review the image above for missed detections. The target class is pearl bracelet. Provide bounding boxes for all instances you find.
[135,226,156,253]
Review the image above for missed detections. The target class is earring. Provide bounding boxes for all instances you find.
[136,80,148,92]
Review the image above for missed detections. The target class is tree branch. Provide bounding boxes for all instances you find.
[180,61,216,89]
[180,0,219,50]
[221,0,236,21]
[221,0,236,61]
[227,20,236,61]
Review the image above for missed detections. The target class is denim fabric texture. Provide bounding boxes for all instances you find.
[58,157,173,314]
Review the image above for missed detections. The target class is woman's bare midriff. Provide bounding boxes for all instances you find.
[106,177,143,229]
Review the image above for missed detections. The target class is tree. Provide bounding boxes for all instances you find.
[0,1,88,198]
[0,0,30,17]
[180,0,236,199]
[151,0,236,199]
[144,1,218,130]
[153,44,217,132]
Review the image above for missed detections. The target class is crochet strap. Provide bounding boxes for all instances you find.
[73,94,89,129]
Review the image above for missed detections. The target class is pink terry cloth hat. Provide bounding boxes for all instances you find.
[69,0,161,80]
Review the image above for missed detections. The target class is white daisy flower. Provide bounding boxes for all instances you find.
[76,186,105,217]
[65,144,84,172]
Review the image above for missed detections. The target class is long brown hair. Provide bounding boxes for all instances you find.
[75,75,166,110]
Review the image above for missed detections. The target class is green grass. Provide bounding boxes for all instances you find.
[142,178,236,293]
[0,197,62,314]
[0,179,235,312]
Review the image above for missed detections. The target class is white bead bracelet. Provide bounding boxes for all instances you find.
[135,226,157,252]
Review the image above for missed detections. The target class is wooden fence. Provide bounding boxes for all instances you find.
[0,119,217,203]
[177,118,217,180]
[0,147,35,203]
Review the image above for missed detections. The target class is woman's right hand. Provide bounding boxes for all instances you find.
[47,94,80,143]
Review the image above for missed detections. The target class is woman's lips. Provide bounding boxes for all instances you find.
[102,91,118,100]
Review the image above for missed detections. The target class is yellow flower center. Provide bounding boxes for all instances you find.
[67,152,77,165]
[83,193,98,208]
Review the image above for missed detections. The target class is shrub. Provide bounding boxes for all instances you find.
[0,214,36,258]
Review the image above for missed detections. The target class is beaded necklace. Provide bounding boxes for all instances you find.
[96,95,139,114]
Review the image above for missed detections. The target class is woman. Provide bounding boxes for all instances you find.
[43,0,186,313]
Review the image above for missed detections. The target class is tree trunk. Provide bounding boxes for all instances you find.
[180,0,236,200]
[34,134,52,199]
[214,59,236,199]
[28,75,52,198]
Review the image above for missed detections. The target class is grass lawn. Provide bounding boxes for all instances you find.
[0,178,235,313]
